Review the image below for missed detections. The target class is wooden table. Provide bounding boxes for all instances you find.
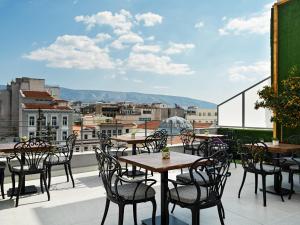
[119,152,201,225]
[193,134,224,140]
[246,142,300,195]
[0,142,50,196]
[111,135,150,177]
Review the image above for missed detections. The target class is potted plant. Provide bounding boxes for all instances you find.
[21,136,28,142]
[161,147,170,159]
[131,130,136,139]
[255,66,300,141]
[272,137,279,146]
[204,129,209,135]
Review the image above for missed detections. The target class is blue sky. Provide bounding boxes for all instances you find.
[0,0,275,104]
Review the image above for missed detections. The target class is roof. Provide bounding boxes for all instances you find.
[23,103,72,110]
[137,120,161,130]
[193,122,213,129]
[22,90,54,100]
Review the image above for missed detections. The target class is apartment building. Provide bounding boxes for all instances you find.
[185,106,217,123]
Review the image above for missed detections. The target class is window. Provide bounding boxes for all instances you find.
[52,116,57,126]
[92,130,96,138]
[84,134,88,140]
[29,116,35,126]
[208,112,211,116]
[143,110,152,114]
[62,116,68,126]
[199,113,202,116]
[118,129,122,135]
[92,146,97,150]
[62,131,68,140]
[203,112,206,116]
[126,129,129,133]
[75,147,80,152]
[113,130,117,136]
[84,146,88,151]
[107,130,111,137]
[215,112,218,116]
[52,131,57,141]
[101,130,106,134]
[29,131,35,138]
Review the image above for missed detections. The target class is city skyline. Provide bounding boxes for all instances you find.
[0,0,274,104]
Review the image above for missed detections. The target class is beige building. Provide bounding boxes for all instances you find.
[185,106,217,124]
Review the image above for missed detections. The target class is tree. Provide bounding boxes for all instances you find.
[255,67,300,129]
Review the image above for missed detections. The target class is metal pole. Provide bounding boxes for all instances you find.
[170,120,173,145]
[145,121,147,136]
[80,117,83,152]
[115,119,118,137]
[193,120,195,132]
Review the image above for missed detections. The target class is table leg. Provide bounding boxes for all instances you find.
[142,171,188,225]
[124,143,145,177]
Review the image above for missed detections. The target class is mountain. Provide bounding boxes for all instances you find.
[60,87,217,109]
[0,85,216,108]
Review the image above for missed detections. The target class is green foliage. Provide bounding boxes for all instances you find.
[161,147,170,152]
[218,128,273,142]
[255,67,300,128]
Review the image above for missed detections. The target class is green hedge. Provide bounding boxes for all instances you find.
[218,128,273,142]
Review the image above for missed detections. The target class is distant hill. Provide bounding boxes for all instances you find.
[60,87,216,109]
[0,85,216,108]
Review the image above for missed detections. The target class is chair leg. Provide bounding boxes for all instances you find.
[151,198,157,225]
[191,208,199,225]
[133,203,138,225]
[42,172,50,201]
[262,175,267,207]
[0,170,5,199]
[40,173,44,193]
[10,173,15,199]
[64,164,69,182]
[238,170,247,198]
[217,203,225,225]
[47,165,52,189]
[255,173,258,194]
[118,204,125,225]
[101,198,110,225]
[234,158,237,168]
[289,171,294,200]
[171,203,176,213]
[220,202,225,219]
[68,163,75,188]
[15,174,24,207]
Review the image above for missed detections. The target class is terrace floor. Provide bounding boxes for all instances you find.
[1,164,300,225]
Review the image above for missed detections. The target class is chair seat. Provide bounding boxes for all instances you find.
[113,183,155,201]
[254,164,281,173]
[176,171,210,185]
[168,185,209,204]
[290,164,300,171]
[0,161,6,169]
[45,155,69,165]
[11,165,44,173]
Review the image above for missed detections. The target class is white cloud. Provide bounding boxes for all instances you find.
[164,42,195,55]
[133,79,143,83]
[75,9,133,35]
[135,12,163,27]
[111,32,144,50]
[146,36,155,41]
[219,3,272,36]
[132,44,161,53]
[127,53,194,75]
[194,21,204,29]
[228,61,270,82]
[222,16,227,21]
[153,85,169,90]
[94,33,111,43]
[24,35,115,70]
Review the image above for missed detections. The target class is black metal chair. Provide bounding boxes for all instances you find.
[238,141,284,207]
[0,160,5,199]
[288,158,300,199]
[7,138,51,207]
[168,150,231,225]
[180,129,200,155]
[94,147,157,225]
[44,133,77,189]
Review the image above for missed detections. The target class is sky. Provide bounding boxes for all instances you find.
[0,0,275,104]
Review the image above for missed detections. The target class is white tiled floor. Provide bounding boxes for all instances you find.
[1,164,300,225]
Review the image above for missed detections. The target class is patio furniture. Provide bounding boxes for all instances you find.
[288,158,300,199]
[0,160,5,199]
[44,133,77,188]
[119,151,201,225]
[6,138,51,207]
[180,129,199,155]
[94,147,157,225]
[168,151,231,225]
[238,141,284,207]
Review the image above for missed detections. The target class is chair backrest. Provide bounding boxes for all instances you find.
[239,141,269,171]
[11,138,51,171]
[189,150,230,202]
[94,147,122,200]
[63,133,77,160]
[180,129,194,148]
[286,135,300,144]
[97,131,113,152]
[208,141,228,157]
[153,130,168,151]
[144,134,160,153]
